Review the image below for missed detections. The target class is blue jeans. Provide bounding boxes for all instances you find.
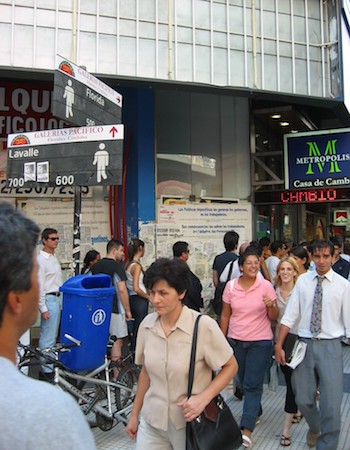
[229,339,273,431]
[39,294,61,373]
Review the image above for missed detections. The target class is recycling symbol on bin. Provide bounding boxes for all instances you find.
[92,309,107,326]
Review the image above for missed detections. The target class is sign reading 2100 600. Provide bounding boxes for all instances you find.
[284,128,350,190]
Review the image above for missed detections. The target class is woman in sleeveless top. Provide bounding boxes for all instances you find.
[274,257,301,447]
[126,238,150,352]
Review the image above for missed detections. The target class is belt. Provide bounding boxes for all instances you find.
[46,292,61,297]
[303,337,340,341]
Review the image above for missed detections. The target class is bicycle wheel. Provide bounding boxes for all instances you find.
[115,367,134,410]
[96,412,114,431]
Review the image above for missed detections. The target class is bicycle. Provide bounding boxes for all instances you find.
[106,334,141,410]
[17,334,136,431]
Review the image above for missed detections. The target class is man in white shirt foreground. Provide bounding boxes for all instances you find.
[0,201,96,450]
[275,240,350,450]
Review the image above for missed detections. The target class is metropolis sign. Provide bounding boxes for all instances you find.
[284,128,350,189]
[7,124,124,187]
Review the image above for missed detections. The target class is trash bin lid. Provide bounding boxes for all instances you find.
[60,274,115,295]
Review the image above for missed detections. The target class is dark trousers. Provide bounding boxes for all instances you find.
[129,295,149,352]
[280,364,298,414]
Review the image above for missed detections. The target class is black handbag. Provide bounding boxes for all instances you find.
[210,260,235,315]
[186,315,242,450]
[282,333,299,363]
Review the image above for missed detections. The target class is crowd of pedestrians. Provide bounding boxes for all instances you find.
[5,203,350,450]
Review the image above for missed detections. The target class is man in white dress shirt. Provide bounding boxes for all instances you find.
[275,240,350,450]
[37,227,63,379]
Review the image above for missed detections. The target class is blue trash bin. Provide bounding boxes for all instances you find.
[59,274,114,372]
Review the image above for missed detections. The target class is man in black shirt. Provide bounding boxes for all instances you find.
[212,231,239,287]
[91,239,131,364]
[173,241,203,312]
[331,236,350,280]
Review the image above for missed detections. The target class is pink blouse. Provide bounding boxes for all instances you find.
[222,276,276,341]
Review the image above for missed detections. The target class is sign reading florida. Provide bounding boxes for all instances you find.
[52,55,122,127]
[284,128,350,189]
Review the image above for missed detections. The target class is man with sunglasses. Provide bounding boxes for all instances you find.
[37,228,63,380]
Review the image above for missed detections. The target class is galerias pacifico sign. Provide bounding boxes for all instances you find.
[284,128,350,189]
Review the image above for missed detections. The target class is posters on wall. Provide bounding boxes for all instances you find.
[20,198,110,274]
[9,198,252,308]
[140,203,252,306]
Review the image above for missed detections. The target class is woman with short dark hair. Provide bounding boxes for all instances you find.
[126,258,238,449]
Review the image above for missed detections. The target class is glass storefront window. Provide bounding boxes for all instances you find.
[155,90,250,201]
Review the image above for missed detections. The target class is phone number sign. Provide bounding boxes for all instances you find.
[6,124,124,187]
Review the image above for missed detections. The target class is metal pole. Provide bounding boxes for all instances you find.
[72,185,82,275]
[71,58,87,277]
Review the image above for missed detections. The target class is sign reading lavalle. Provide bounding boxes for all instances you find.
[284,128,350,189]
[52,55,122,127]
[6,124,124,187]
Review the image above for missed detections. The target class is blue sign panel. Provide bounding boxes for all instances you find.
[284,128,350,189]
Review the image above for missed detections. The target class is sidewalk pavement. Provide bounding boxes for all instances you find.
[93,345,350,449]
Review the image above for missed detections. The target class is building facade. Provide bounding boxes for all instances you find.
[1,0,350,294]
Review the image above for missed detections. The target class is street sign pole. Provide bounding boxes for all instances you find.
[51,57,123,275]
[52,57,123,274]
[70,62,85,277]
[73,185,82,275]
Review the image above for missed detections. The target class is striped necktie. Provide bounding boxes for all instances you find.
[310,276,324,336]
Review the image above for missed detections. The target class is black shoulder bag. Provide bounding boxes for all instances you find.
[211,259,235,316]
[186,315,242,450]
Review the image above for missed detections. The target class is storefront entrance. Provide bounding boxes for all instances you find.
[256,197,350,246]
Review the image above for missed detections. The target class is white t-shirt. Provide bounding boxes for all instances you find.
[265,255,280,283]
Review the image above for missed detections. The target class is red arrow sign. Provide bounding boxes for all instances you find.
[110,126,118,137]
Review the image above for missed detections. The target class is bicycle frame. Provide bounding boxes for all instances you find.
[54,358,134,426]
[17,339,136,431]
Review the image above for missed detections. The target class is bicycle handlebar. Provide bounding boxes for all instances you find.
[18,334,82,369]
[63,333,81,347]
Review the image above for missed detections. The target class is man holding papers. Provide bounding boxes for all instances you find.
[275,240,350,450]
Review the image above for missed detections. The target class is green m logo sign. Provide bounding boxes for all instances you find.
[306,140,341,175]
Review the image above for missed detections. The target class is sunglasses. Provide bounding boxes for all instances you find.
[48,237,60,241]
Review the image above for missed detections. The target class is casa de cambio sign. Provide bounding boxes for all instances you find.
[284,128,350,189]
[6,124,124,187]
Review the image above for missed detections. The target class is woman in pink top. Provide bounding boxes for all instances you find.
[221,249,279,449]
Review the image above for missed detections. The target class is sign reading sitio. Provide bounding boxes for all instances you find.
[7,124,124,187]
